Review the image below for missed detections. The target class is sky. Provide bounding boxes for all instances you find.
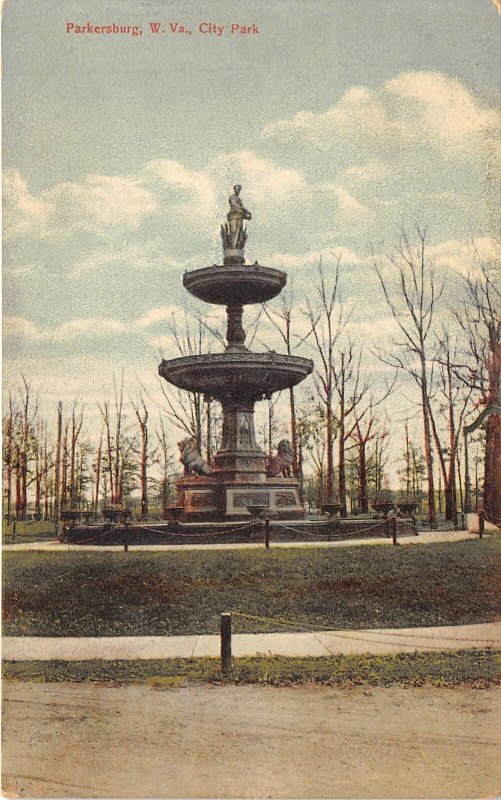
[2,0,500,484]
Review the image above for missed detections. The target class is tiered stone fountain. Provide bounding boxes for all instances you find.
[159,185,313,521]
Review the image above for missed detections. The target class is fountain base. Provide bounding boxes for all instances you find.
[176,474,305,521]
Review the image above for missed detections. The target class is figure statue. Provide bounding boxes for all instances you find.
[178,438,212,476]
[266,439,294,478]
[238,415,252,448]
[221,184,251,263]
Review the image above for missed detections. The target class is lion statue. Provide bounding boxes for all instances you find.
[178,438,212,476]
[266,439,294,478]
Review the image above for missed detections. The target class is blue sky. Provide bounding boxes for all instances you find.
[3,0,500,476]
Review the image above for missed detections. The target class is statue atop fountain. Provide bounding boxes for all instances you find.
[221,184,252,264]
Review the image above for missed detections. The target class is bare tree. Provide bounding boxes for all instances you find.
[3,394,16,522]
[157,417,175,519]
[297,401,328,510]
[158,315,211,452]
[98,374,126,506]
[53,402,63,524]
[430,330,474,521]
[262,290,301,475]
[332,347,370,516]
[305,259,343,503]
[68,405,84,508]
[17,376,39,519]
[132,393,149,519]
[454,263,500,523]
[372,227,443,524]
[347,404,381,513]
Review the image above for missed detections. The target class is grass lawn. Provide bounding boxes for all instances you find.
[3,538,500,636]
[3,650,500,687]
[3,520,58,543]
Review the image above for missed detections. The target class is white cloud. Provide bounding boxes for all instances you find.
[270,245,364,269]
[3,315,127,341]
[3,170,158,240]
[346,318,400,340]
[324,183,375,220]
[134,306,179,329]
[70,242,190,278]
[45,175,158,235]
[3,170,52,239]
[52,318,127,341]
[142,159,217,217]
[263,71,500,160]
[3,160,218,243]
[341,161,388,184]
[263,84,404,150]
[210,150,308,207]
[386,72,499,152]
[428,237,501,276]
[3,316,42,339]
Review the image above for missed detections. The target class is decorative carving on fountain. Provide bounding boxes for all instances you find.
[276,492,296,506]
[221,184,252,264]
[238,415,252,448]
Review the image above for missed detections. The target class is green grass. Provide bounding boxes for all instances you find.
[3,538,500,636]
[3,520,58,543]
[3,649,500,687]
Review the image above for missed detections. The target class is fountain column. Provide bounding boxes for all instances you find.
[225,304,246,351]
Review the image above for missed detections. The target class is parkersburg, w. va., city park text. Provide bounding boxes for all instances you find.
[65,21,260,37]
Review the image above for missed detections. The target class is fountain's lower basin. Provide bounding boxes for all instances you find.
[159,351,313,400]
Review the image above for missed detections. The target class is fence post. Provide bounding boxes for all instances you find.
[220,612,232,674]
[392,516,397,546]
[479,510,485,539]
[12,521,16,543]
[124,522,130,552]
[265,517,270,549]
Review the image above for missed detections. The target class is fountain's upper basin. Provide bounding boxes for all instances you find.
[159,351,313,401]
[183,263,286,306]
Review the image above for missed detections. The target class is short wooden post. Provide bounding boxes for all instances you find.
[221,612,232,674]
[391,516,397,546]
[479,509,485,539]
[12,521,16,542]
[124,522,130,552]
[265,517,270,549]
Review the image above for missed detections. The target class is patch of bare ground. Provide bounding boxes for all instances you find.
[2,682,500,798]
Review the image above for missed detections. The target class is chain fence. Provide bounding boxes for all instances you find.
[57,516,422,546]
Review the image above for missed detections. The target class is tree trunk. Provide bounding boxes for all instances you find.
[484,413,501,523]
[289,387,298,475]
[43,435,49,520]
[162,478,169,520]
[358,443,368,513]
[54,402,63,524]
[94,438,102,518]
[420,364,436,524]
[61,426,68,510]
[140,426,148,519]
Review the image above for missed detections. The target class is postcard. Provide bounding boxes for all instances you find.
[2,1,500,798]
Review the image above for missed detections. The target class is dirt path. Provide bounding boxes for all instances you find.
[2,682,500,798]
